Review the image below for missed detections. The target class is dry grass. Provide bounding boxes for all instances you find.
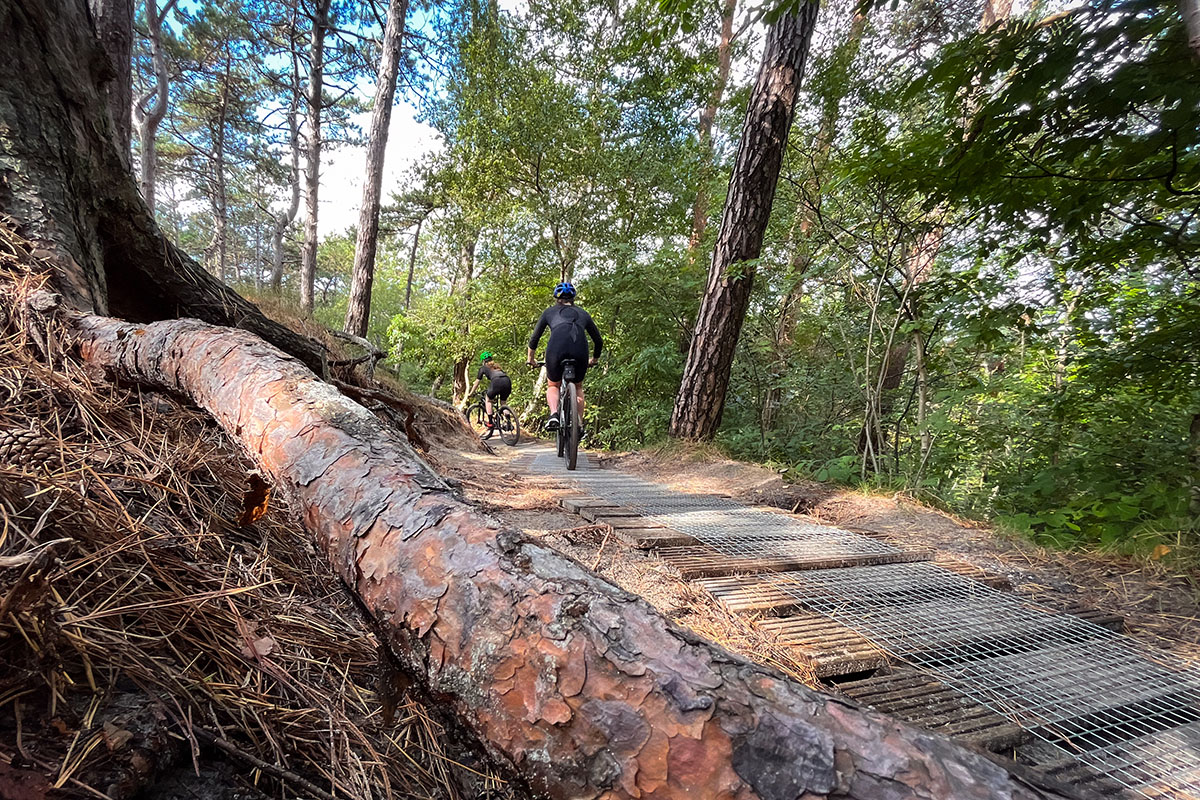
[0,227,488,798]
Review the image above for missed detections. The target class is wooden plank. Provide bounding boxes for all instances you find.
[753,612,889,678]
[594,515,665,530]
[1060,604,1124,632]
[933,559,1013,590]
[660,547,932,579]
[560,496,616,514]
[581,506,639,522]
[615,528,698,549]
[838,668,1029,753]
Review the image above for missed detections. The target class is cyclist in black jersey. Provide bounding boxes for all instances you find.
[526,281,602,429]
[466,352,512,432]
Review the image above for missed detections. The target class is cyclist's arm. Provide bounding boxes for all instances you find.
[585,317,603,360]
[527,310,549,363]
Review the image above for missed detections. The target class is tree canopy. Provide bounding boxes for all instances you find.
[129,0,1199,554]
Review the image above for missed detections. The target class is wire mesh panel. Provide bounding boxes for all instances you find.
[528,448,1200,797]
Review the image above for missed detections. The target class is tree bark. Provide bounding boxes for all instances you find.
[0,0,326,376]
[670,3,820,441]
[404,215,424,311]
[345,0,410,338]
[763,12,867,435]
[91,0,135,164]
[687,0,737,256]
[1183,0,1200,61]
[210,55,231,282]
[69,311,1066,800]
[271,74,303,293]
[132,0,173,212]
[300,0,332,314]
[982,0,1015,28]
[1190,412,1200,521]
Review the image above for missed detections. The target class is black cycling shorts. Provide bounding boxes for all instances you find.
[546,351,588,384]
[486,375,512,400]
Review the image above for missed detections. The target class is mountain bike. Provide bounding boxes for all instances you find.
[463,390,521,446]
[532,359,582,470]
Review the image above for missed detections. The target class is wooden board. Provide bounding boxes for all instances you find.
[659,547,932,579]
[837,668,1028,752]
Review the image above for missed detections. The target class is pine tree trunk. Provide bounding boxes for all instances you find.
[0,0,326,375]
[1183,0,1200,60]
[300,0,332,314]
[211,62,230,283]
[1190,412,1200,520]
[404,215,423,311]
[91,0,135,164]
[687,0,737,256]
[345,0,410,338]
[670,3,820,441]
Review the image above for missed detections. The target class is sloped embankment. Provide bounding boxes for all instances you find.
[0,236,498,798]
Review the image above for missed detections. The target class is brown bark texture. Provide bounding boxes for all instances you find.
[300,0,332,315]
[0,0,327,376]
[71,312,1065,800]
[670,4,820,441]
[91,0,135,161]
[345,0,410,338]
[1182,0,1200,60]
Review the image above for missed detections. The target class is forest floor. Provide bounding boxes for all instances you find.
[430,437,1200,668]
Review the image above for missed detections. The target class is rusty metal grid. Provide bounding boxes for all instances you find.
[528,448,1200,797]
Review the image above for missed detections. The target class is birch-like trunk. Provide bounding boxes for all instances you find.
[687,0,737,256]
[271,55,303,294]
[132,0,173,211]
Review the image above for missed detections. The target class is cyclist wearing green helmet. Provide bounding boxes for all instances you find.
[466,351,512,431]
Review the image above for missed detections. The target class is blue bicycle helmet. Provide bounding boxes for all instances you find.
[553,281,577,300]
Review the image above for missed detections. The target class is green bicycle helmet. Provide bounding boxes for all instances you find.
[479,351,493,361]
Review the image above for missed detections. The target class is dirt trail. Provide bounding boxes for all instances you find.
[433,440,1200,664]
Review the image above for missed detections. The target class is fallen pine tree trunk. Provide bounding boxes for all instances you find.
[67,308,1066,800]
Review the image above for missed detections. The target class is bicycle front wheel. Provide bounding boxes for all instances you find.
[565,382,579,470]
[465,403,487,434]
[498,406,520,446]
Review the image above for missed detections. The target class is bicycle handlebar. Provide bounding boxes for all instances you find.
[527,357,598,369]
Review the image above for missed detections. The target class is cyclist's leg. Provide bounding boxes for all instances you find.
[545,353,565,426]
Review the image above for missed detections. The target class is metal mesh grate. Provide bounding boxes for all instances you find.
[529,448,1200,797]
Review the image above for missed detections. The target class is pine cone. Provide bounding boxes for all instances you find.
[0,427,58,471]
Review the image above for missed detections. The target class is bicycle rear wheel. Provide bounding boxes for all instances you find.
[565,382,579,470]
[498,406,520,446]
[556,393,568,458]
